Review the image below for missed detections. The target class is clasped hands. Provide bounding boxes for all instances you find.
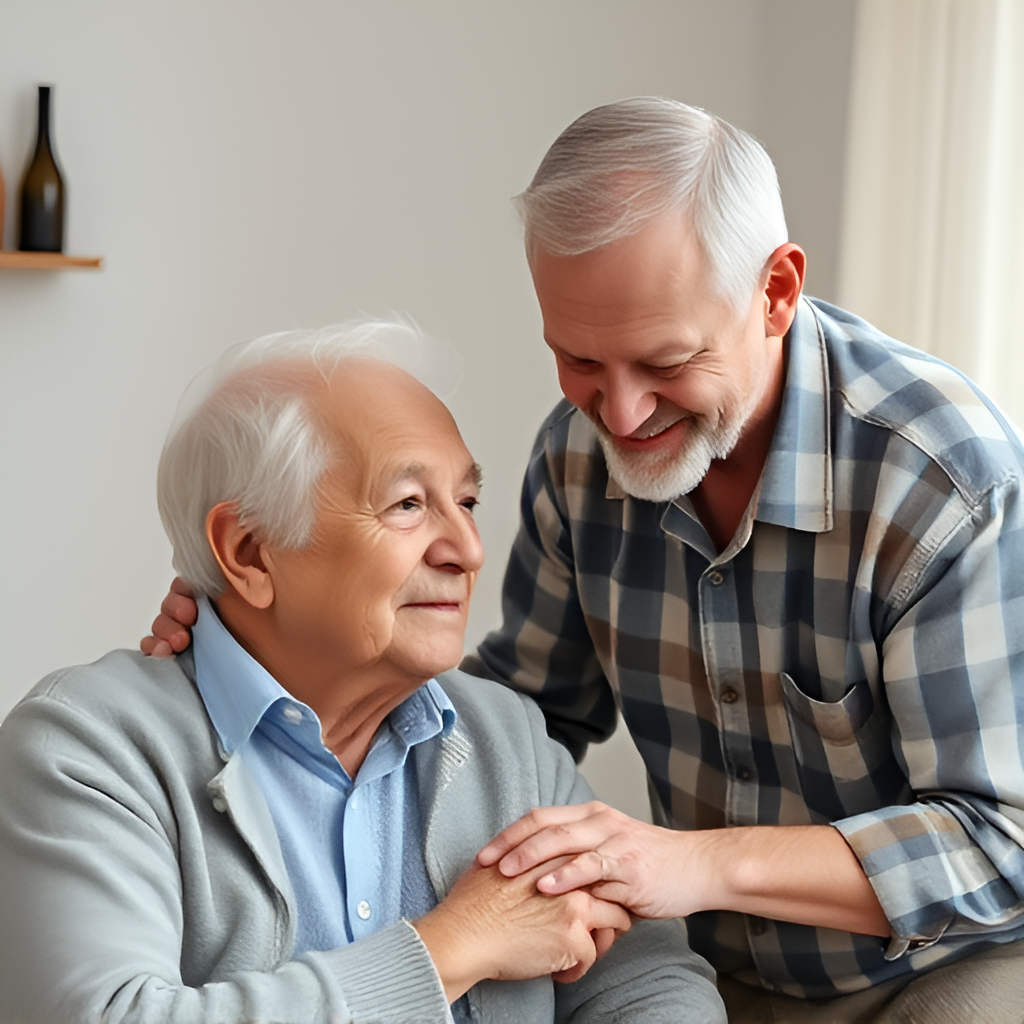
[417,801,687,1003]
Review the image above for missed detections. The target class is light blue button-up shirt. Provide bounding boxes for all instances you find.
[192,597,457,956]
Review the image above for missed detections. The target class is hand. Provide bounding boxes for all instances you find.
[478,807,893,938]
[476,802,696,920]
[139,577,198,657]
[413,858,631,1002]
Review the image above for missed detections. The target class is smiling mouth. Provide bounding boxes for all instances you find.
[605,416,690,452]
[402,601,463,611]
[637,419,685,440]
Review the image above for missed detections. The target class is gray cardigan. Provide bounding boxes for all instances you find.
[0,649,724,1024]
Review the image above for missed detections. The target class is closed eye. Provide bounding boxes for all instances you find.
[643,363,686,378]
[561,354,600,369]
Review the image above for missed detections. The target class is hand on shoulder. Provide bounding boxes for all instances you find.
[140,577,198,657]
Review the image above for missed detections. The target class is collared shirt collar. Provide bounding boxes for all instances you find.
[755,296,834,533]
[191,596,456,767]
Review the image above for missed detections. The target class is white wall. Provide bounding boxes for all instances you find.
[0,0,855,816]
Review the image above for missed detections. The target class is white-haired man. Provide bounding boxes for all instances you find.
[0,323,726,1024]
[146,100,1024,1020]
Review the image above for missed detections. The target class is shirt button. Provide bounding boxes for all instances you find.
[283,705,304,724]
[722,688,739,704]
[211,796,227,813]
[356,900,372,920]
[737,767,752,781]
[708,570,725,586]
[750,917,767,936]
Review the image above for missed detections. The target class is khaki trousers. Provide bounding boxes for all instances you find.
[719,941,1024,1023]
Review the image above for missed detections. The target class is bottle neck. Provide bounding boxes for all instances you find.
[36,86,52,152]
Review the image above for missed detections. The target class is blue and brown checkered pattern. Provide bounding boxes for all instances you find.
[465,298,1024,997]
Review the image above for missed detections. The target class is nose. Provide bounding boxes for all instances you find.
[596,367,658,437]
[427,502,485,575]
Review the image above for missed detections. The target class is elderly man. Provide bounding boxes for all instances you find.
[0,322,724,1024]
[147,100,1024,1020]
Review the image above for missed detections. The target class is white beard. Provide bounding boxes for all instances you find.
[596,409,748,503]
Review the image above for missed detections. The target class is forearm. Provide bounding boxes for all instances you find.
[484,805,890,936]
[688,824,889,937]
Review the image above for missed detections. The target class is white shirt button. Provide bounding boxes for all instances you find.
[356,900,372,920]
[283,705,304,724]
[211,796,227,813]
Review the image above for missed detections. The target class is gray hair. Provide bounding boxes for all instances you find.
[515,97,788,311]
[157,318,461,597]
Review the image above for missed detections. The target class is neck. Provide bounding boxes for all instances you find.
[690,335,787,554]
[212,594,421,777]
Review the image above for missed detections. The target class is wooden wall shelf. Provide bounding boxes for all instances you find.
[0,251,102,270]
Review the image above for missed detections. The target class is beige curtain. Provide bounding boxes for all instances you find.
[838,0,1024,425]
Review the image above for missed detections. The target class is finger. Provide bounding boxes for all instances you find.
[141,638,174,658]
[159,591,198,628]
[151,613,191,650]
[582,896,632,935]
[591,927,617,961]
[496,818,613,877]
[477,803,603,867]
[536,850,609,895]
[169,576,195,598]
[587,880,645,913]
[551,960,587,985]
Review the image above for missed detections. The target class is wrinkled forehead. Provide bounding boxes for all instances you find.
[311,357,475,493]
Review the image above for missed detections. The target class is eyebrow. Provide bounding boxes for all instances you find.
[545,337,698,361]
[387,461,483,489]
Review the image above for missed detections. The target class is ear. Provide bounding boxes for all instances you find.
[762,242,806,339]
[206,502,275,610]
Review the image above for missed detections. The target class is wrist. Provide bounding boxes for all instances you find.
[670,826,738,916]
[412,907,486,1003]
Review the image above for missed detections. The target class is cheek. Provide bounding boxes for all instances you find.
[273,533,410,658]
[662,365,736,417]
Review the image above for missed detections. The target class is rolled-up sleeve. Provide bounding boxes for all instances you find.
[835,476,1024,958]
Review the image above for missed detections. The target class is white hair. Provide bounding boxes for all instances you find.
[515,97,788,311]
[157,318,461,597]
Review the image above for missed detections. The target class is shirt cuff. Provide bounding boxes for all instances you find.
[833,808,966,959]
[308,919,451,1022]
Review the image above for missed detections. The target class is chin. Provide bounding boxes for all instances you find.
[395,641,465,682]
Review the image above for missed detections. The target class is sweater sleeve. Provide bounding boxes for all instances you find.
[0,688,451,1024]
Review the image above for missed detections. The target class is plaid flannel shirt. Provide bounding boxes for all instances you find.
[465,297,1024,998]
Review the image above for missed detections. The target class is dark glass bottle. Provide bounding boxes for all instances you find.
[19,85,65,253]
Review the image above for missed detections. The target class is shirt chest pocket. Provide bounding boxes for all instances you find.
[780,672,910,819]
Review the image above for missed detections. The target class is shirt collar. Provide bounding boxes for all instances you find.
[191,596,457,761]
[755,297,834,533]
[193,596,283,756]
